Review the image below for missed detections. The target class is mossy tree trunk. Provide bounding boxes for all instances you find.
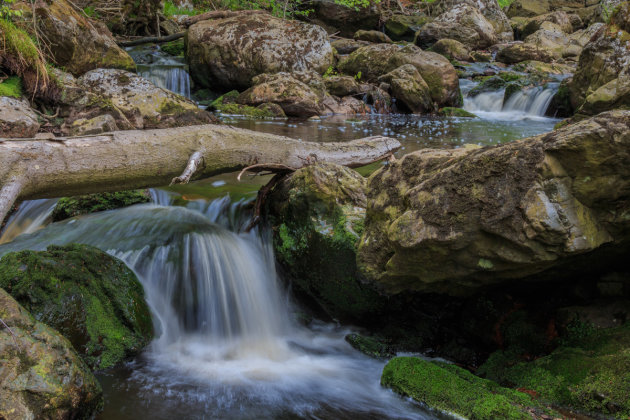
[0,124,400,223]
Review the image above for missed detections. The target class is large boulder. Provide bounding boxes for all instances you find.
[187,13,333,91]
[569,3,630,114]
[521,11,574,37]
[0,288,103,419]
[32,0,135,75]
[431,38,472,62]
[378,65,433,113]
[0,244,153,370]
[307,0,381,37]
[75,69,214,129]
[429,0,514,43]
[0,96,40,138]
[338,44,461,108]
[266,163,383,321]
[496,42,555,64]
[358,111,630,295]
[415,4,498,50]
[523,25,574,60]
[507,0,551,17]
[236,72,324,117]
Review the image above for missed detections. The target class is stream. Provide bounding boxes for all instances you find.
[0,50,567,419]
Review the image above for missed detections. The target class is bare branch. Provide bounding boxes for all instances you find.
[170,151,204,185]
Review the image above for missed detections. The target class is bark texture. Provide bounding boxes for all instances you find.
[0,124,400,223]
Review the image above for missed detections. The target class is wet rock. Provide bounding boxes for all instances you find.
[338,44,461,108]
[353,29,392,44]
[0,244,154,370]
[0,288,103,419]
[345,333,395,359]
[431,39,471,62]
[308,0,380,37]
[385,14,431,42]
[266,163,383,321]
[52,191,151,221]
[32,0,135,75]
[378,64,433,114]
[76,69,214,129]
[415,4,498,50]
[569,3,630,115]
[324,75,362,97]
[187,13,333,91]
[496,42,555,64]
[358,111,630,296]
[236,72,324,118]
[382,357,555,419]
[64,113,118,136]
[0,96,40,138]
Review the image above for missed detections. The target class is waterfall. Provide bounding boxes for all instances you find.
[128,45,191,98]
[463,81,559,120]
[0,199,58,245]
[0,198,430,419]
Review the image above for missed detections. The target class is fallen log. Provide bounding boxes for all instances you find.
[182,9,267,27]
[0,124,400,223]
[117,32,185,47]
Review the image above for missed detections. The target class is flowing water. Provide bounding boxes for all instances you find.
[0,199,57,245]
[0,196,439,420]
[127,45,191,98]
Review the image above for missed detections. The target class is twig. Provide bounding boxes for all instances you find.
[170,151,204,185]
[31,106,60,120]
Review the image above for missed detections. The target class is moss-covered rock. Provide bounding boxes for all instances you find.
[439,107,477,117]
[381,357,555,419]
[378,64,433,114]
[52,190,150,222]
[0,244,153,370]
[345,333,395,359]
[385,14,431,42]
[0,288,103,419]
[430,38,471,62]
[0,76,22,98]
[267,163,383,321]
[479,324,630,417]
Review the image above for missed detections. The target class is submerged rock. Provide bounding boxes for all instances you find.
[0,288,103,419]
[52,190,151,222]
[0,244,153,370]
[381,356,555,419]
[358,111,630,296]
[187,13,333,91]
[0,96,40,138]
[267,163,383,321]
[32,0,134,75]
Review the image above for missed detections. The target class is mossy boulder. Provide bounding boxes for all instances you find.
[431,38,471,62]
[496,42,555,64]
[569,3,630,114]
[381,357,555,419]
[187,13,333,91]
[0,288,103,419]
[0,244,153,370]
[358,111,630,295]
[30,0,135,75]
[479,324,630,417]
[308,0,380,38]
[52,190,151,222]
[345,333,395,359]
[385,14,431,42]
[507,0,551,18]
[378,64,433,114]
[439,107,477,117]
[267,163,383,321]
[353,29,392,44]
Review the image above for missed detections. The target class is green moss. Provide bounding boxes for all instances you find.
[52,190,150,222]
[161,39,184,57]
[439,107,477,118]
[0,244,153,370]
[479,325,630,417]
[382,357,554,419]
[0,76,23,97]
[345,333,394,359]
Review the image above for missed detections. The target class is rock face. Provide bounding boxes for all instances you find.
[430,0,514,42]
[236,72,324,117]
[0,244,153,370]
[187,13,334,91]
[34,0,135,75]
[416,4,498,50]
[569,3,630,115]
[76,69,214,129]
[358,111,630,295]
[378,65,433,113]
[267,163,383,321]
[0,288,103,419]
[0,96,40,138]
[338,44,461,108]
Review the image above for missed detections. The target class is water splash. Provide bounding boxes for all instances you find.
[0,199,58,245]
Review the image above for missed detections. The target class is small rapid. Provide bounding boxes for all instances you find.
[0,196,433,419]
[128,45,191,98]
[461,79,560,121]
[0,199,58,245]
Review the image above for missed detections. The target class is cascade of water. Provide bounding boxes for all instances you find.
[503,85,558,116]
[0,200,429,419]
[138,63,191,98]
[0,199,58,244]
